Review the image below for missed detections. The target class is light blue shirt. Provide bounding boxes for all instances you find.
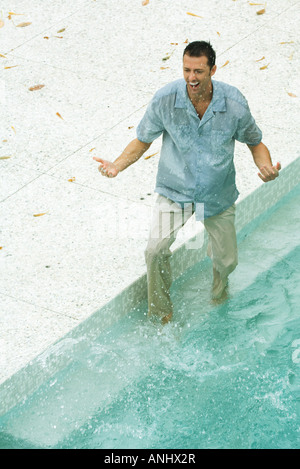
[136,79,262,218]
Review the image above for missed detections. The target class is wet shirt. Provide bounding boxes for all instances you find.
[136,78,262,218]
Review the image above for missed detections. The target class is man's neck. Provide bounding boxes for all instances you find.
[188,85,213,107]
[188,82,213,106]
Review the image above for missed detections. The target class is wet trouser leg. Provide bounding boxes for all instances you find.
[145,195,238,318]
[144,195,193,319]
[204,204,238,299]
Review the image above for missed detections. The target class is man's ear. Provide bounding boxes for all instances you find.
[210,65,217,77]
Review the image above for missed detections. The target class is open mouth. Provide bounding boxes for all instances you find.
[189,82,200,90]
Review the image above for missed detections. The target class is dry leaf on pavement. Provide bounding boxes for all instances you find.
[220,60,229,68]
[33,212,48,217]
[29,84,45,91]
[144,152,159,160]
[16,22,32,27]
[187,12,203,18]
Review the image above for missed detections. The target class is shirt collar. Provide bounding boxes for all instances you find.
[175,79,226,112]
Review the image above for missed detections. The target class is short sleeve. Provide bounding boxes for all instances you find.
[136,95,164,143]
[234,102,262,146]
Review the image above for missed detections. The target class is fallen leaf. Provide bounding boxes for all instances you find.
[0,20,4,28]
[220,60,229,68]
[29,84,45,91]
[256,8,265,15]
[44,36,50,39]
[279,41,294,44]
[16,22,32,27]
[68,177,76,182]
[128,126,134,129]
[260,63,269,70]
[217,31,221,36]
[0,54,7,58]
[184,39,189,43]
[289,53,294,60]
[255,56,265,62]
[287,92,297,97]
[89,148,96,152]
[53,36,63,39]
[162,49,175,62]
[249,2,264,5]
[0,156,12,160]
[160,66,170,70]
[33,212,48,217]
[11,126,16,133]
[8,12,23,19]
[57,28,65,33]
[142,0,149,5]
[0,247,3,250]
[56,112,63,120]
[4,65,19,69]
[187,12,203,18]
[144,151,159,160]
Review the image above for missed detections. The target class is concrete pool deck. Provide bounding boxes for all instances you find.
[0,0,299,387]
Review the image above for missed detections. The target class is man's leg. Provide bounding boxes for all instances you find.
[204,204,238,300]
[145,195,193,323]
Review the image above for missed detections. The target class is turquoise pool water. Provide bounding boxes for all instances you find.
[0,184,299,449]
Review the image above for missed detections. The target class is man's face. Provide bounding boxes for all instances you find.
[183,54,216,98]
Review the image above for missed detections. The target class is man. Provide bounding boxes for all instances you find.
[94,41,280,325]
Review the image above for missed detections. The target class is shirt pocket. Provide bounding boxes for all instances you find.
[211,129,233,146]
[211,112,233,131]
[172,124,194,152]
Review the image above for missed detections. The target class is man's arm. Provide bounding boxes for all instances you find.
[93,138,152,178]
[247,142,281,182]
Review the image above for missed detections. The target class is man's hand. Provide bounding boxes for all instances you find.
[247,142,281,183]
[93,139,152,178]
[258,162,281,182]
[93,157,119,178]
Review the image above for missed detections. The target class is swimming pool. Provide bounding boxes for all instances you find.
[0,184,299,449]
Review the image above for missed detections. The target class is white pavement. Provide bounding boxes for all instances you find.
[0,0,299,384]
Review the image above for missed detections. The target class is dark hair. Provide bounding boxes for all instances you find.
[183,41,216,69]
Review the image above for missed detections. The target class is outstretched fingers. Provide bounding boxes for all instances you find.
[93,156,108,176]
[93,156,118,177]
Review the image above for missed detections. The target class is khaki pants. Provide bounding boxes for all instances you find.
[145,195,238,319]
